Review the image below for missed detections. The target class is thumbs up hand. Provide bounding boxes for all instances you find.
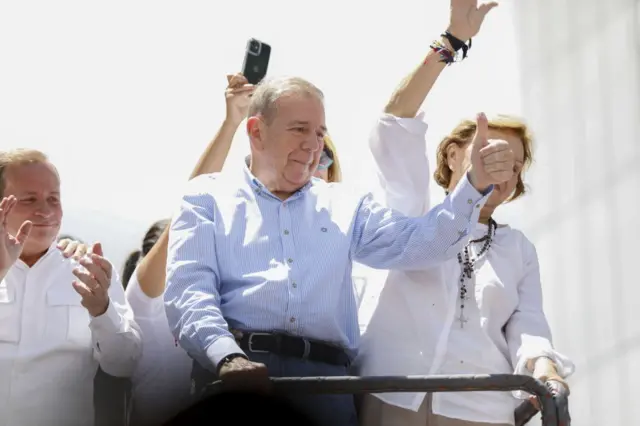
[468,113,515,193]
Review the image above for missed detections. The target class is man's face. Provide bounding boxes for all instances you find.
[252,93,327,192]
[3,162,62,255]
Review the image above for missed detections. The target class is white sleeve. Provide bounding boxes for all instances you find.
[90,269,143,378]
[369,111,431,217]
[505,236,575,398]
[125,267,166,320]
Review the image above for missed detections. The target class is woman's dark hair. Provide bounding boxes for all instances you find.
[122,219,171,288]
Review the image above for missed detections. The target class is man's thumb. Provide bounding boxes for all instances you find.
[471,112,489,151]
[90,242,103,257]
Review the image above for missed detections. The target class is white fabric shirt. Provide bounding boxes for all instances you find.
[125,268,193,426]
[354,113,575,425]
[0,244,142,426]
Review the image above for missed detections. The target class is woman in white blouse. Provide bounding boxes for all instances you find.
[353,4,574,426]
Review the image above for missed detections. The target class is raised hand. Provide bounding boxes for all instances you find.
[225,73,255,125]
[72,242,112,317]
[0,196,32,275]
[468,113,515,193]
[448,0,499,41]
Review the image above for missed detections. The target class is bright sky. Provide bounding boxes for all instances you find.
[0,0,522,270]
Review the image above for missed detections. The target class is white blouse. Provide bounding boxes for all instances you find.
[354,113,575,425]
[124,269,193,426]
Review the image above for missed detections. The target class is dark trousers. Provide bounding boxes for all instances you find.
[191,352,358,426]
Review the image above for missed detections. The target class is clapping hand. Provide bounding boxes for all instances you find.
[72,242,112,317]
[0,196,32,275]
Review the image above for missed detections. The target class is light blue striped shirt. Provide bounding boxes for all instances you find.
[164,166,491,370]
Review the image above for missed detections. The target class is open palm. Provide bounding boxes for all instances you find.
[0,196,32,273]
[448,0,499,41]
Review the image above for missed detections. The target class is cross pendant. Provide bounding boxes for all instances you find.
[458,315,468,328]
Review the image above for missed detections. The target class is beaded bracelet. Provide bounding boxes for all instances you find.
[427,40,456,65]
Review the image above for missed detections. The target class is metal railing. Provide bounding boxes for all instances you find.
[206,374,570,426]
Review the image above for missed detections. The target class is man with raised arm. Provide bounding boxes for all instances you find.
[165,39,513,426]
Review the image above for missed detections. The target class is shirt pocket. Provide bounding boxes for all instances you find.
[0,282,20,343]
[46,284,93,348]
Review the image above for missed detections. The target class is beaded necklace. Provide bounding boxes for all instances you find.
[456,218,497,328]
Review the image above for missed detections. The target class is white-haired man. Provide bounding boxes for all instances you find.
[0,149,142,426]
[165,72,515,424]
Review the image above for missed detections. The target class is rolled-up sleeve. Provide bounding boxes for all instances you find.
[352,172,492,271]
[164,175,245,371]
[369,112,431,216]
[90,271,142,377]
[505,238,575,398]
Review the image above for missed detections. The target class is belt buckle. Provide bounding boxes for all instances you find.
[247,332,271,353]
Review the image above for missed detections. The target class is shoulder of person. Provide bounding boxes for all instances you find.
[501,226,538,262]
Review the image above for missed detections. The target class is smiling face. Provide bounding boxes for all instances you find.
[3,161,63,257]
[247,86,327,197]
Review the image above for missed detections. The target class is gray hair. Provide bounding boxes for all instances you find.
[248,76,324,123]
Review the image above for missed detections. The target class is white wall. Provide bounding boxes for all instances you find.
[511,1,640,425]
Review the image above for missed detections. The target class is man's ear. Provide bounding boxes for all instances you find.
[247,116,265,151]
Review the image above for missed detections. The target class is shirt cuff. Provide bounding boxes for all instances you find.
[205,335,247,369]
[378,110,428,135]
[449,172,493,220]
[512,346,576,399]
[89,299,123,334]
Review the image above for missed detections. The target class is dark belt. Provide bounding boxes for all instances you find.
[238,331,351,367]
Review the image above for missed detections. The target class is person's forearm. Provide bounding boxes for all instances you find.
[189,118,242,179]
[383,37,454,118]
[136,117,241,299]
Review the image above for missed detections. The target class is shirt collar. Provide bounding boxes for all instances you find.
[14,241,61,271]
[242,162,314,201]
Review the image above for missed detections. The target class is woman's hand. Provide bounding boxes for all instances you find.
[57,238,89,260]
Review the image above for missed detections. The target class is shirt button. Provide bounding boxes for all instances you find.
[284,230,290,235]
[292,282,297,288]
[475,204,481,208]
[288,258,293,264]
[467,199,473,205]
[290,317,296,323]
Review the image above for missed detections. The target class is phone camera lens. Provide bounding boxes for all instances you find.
[250,41,260,54]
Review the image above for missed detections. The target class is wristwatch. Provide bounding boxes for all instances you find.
[216,353,248,375]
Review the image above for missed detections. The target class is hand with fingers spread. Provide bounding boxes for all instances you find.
[467,113,515,193]
[448,0,499,41]
[57,238,89,260]
[0,196,33,276]
[225,73,255,125]
[72,242,113,317]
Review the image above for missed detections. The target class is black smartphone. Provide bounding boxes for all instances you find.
[242,38,271,85]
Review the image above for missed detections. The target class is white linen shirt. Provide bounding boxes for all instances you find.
[354,113,575,425]
[0,244,142,426]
